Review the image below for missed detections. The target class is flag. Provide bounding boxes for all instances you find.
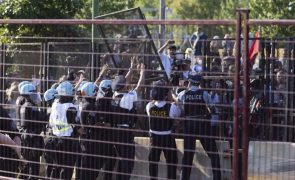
[249,32,260,64]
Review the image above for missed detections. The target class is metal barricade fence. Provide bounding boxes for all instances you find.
[0,9,295,180]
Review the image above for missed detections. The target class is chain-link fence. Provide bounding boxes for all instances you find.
[0,8,295,180]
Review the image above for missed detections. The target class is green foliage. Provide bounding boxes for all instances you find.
[214,0,295,37]
[0,0,293,40]
[249,0,295,37]
[77,0,137,19]
[76,0,138,36]
[98,0,136,15]
[0,0,85,38]
[135,0,158,18]
[169,0,225,37]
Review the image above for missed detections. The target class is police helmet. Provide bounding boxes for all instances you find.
[56,81,74,96]
[18,81,30,92]
[188,71,203,84]
[51,83,59,89]
[99,80,112,93]
[77,81,88,92]
[19,83,36,95]
[112,75,126,91]
[44,88,58,102]
[81,82,98,97]
[150,80,169,101]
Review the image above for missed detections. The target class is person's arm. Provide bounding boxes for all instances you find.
[134,63,145,95]
[158,40,174,54]
[74,74,85,90]
[94,64,109,85]
[190,33,198,48]
[125,56,136,84]
[203,91,212,114]
[169,103,182,118]
[0,133,22,159]
[67,107,84,135]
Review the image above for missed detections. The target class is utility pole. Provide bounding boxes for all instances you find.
[92,0,99,81]
[92,0,99,43]
[159,0,165,46]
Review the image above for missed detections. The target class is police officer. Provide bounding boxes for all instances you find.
[16,81,31,131]
[110,63,145,180]
[74,80,88,180]
[43,88,58,178]
[206,79,222,179]
[96,80,117,180]
[0,105,23,178]
[18,83,44,180]
[48,81,83,180]
[79,82,101,180]
[178,72,211,180]
[146,80,181,180]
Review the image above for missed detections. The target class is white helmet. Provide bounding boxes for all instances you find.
[19,84,36,95]
[56,81,74,96]
[44,88,58,102]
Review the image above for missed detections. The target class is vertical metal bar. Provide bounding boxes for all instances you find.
[138,8,169,81]
[233,10,242,180]
[291,38,295,142]
[93,42,99,80]
[260,38,266,138]
[2,44,7,104]
[0,43,3,104]
[270,41,276,140]
[159,0,166,46]
[285,38,291,141]
[97,24,118,67]
[92,0,99,82]
[242,9,250,180]
[40,42,46,108]
[265,40,272,139]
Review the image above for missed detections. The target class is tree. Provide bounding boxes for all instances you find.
[218,0,295,37]
[0,0,85,38]
[77,0,137,19]
[75,0,138,36]
[0,0,137,38]
[249,0,295,37]
[169,0,224,37]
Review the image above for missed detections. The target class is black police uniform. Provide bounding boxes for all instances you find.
[43,99,57,178]
[95,90,117,180]
[19,97,45,180]
[180,88,208,180]
[15,95,26,131]
[79,97,106,180]
[73,97,83,180]
[147,102,178,180]
[0,105,20,178]
[47,97,81,180]
[111,92,136,180]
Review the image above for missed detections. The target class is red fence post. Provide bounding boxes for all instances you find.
[233,10,242,180]
[241,9,250,180]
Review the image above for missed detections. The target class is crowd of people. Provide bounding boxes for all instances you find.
[0,27,289,180]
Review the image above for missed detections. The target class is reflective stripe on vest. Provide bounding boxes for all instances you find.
[49,102,77,137]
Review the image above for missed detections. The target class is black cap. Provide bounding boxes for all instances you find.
[168,45,176,50]
[188,72,203,84]
[112,75,126,91]
[150,80,168,101]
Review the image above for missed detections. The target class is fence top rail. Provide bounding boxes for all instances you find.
[0,19,236,25]
[248,19,295,26]
[1,19,294,26]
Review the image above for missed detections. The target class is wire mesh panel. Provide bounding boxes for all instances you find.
[47,42,92,86]
[248,37,295,179]
[0,8,295,180]
[96,7,168,81]
[2,43,42,117]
